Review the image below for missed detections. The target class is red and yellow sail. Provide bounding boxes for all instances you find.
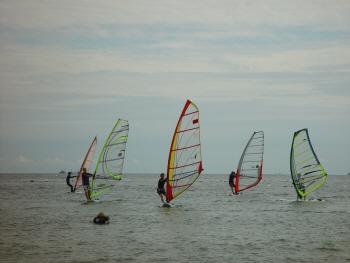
[166,100,203,202]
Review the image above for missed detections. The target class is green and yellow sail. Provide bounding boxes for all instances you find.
[91,119,129,198]
[290,128,327,198]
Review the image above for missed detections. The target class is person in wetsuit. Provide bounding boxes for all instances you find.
[82,167,94,200]
[157,173,167,203]
[229,171,238,195]
[66,172,76,192]
[93,212,110,224]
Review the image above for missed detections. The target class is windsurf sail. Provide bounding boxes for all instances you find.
[290,128,327,198]
[235,131,264,192]
[90,119,129,198]
[74,136,97,191]
[166,100,203,203]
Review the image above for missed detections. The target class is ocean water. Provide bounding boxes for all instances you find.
[0,173,349,263]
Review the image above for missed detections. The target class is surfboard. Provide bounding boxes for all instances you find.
[81,199,101,203]
[162,203,175,207]
[279,199,325,202]
[229,193,243,196]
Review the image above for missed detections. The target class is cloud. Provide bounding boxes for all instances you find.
[0,1,349,175]
[38,157,65,164]
[17,155,33,163]
[1,1,349,31]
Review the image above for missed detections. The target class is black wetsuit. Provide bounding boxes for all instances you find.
[157,178,167,195]
[82,172,92,186]
[66,174,74,192]
[93,216,110,224]
[229,173,236,187]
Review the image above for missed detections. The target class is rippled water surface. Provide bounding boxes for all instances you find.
[1,173,349,262]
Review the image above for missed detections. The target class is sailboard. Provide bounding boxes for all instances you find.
[235,131,264,193]
[90,119,129,199]
[290,128,327,199]
[279,198,325,202]
[165,100,203,204]
[74,136,97,192]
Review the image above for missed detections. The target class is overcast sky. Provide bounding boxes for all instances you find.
[0,1,349,175]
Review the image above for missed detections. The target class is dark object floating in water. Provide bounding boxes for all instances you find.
[93,212,110,224]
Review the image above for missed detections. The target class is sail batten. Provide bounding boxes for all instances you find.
[176,127,199,134]
[90,119,129,198]
[290,128,327,198]
[166,100,203,202]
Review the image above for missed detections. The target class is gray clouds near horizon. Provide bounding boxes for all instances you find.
[0,1,349,175]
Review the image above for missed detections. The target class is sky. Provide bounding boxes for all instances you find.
[0,1,349,175]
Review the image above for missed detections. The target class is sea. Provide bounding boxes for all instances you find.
[0,173,349,263]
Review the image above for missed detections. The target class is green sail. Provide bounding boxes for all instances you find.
[290,128,327,198]
[90,119,129,198]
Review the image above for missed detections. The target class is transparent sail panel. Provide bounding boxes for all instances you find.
[91,119,129,198]
[236,131,264,192]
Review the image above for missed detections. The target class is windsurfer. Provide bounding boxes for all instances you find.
[82,167,94,200]
[66,172,76,192]
[296,173,306,201]
[229,171,238,195]
[157,173,167,203]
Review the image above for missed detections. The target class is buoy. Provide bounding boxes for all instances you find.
[44,179,48,182]
[23,180,26,182]
[283,185,287,187]
[291,185,293,187]
[31,180,34,182]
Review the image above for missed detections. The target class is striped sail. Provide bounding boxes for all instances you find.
[74,136,97,191]
[235,131,264,192]
[91,119,129,198]
[166,100,203,202]
[290,128,327,197]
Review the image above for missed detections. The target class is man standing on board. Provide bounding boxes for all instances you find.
[157,173,167,203]
[82,167,94,200]
[66,172,76,193]
[229,171,238,195]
